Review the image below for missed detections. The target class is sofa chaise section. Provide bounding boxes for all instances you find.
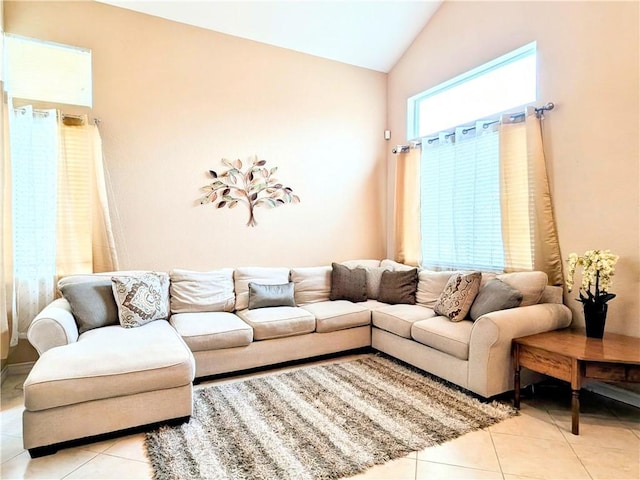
[24,304,195,456]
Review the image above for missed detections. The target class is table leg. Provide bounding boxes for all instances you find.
[571,389,580,435]
[513,344,521,409]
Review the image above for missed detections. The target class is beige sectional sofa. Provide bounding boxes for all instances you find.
[22,259,571,456]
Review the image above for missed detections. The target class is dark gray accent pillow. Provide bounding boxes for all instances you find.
[378,268,418,304]
[248,282,296,309]
[60,279,119,334]
[470,278,523,321]
[329,263,367,303]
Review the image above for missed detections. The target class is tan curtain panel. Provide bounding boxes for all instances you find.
[56,117,118,276]
[393,148,421,266]
[499,107,562,285]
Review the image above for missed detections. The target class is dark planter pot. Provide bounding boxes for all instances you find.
[584,302,608,339]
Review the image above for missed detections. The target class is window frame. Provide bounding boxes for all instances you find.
[406,41,537,141]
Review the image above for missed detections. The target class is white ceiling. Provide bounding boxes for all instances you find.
[96,1,442,72]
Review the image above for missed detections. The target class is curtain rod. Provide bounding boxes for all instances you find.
[11,108,102,126]
[392,102,555,154]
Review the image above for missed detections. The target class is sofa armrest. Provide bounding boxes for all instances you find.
[467,303,572,397]
[27,298,79,355]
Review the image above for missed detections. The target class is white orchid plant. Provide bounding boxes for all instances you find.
[566,250,619,306]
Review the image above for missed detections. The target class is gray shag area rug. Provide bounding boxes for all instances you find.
[145,354,515,480]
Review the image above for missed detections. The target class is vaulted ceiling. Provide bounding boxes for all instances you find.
[96,1,442,72]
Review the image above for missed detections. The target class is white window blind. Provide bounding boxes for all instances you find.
[420,121,505,271]
[4,34,92,107]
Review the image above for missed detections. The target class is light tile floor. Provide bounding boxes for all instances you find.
[2,355,639,480]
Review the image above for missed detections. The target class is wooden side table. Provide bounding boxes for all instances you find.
[512,328,640,435]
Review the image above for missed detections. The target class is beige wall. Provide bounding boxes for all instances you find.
[5,0,388,272]
[388,1,639,337]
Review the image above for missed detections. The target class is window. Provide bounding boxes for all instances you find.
[412,43,538,272]
[407,42,536,140]
[4,34,92,107]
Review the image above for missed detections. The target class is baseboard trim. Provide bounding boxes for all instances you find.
[1,361,35,385]
[584,381,640,408]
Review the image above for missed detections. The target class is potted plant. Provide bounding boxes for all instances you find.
[565,249,619,338]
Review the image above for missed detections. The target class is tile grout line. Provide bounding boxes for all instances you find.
[60,451,103,480]
[487,427,507,480]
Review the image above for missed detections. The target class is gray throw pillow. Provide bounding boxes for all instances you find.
[470,278,523,321]
[329,263,367,303]
[248,282,296,309]
[378,268,418,304]
[60,279,119,334]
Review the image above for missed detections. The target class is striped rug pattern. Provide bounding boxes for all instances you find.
[145,355,515,480]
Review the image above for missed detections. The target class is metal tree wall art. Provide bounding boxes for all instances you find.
[199,156,300,227]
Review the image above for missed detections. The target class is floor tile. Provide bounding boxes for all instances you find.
[64,453,152,480]
[1,434,26,463]
[489,405,564,441]
[417,429,500,472]
[0,448,97,480]
[492,433,590,479]
[549,412,640,451]
[416,461,503,479]
[572,444,640,479]
[102,433,149,463]
[349,456,416,480]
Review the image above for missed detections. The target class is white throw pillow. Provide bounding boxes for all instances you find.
[169,268,235,313]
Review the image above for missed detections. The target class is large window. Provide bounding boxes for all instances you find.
[407,42,536,140]
[412,43,538,272]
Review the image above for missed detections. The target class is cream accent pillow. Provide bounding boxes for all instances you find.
[234,267,290,310]
[111,272,170,328]
[364,266,391,299]
[290,266,331,305]
[497,271,548,306]
[434,272,482,322]
[169,268,235,313]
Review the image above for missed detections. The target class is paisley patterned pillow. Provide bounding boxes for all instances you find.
[111,272,170,328]
[434,272,482,322]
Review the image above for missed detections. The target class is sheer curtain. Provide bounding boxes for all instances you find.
[2,107,118,347]
[394,105,562,284]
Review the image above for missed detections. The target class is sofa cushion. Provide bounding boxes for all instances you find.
[411,317,474,360]
[290,266,331,305]
[416,270,463,308]
[378,268,418,305]
[248,282,296,309]
[341,259,381,269]
[236,306,315,340]
[301,300,370,333]
[234,267,290,311]
[169,268,235,313]
[372,304,435,338]
[330,263,367,303]
[59,278,118,334]
[23,321,194,412]
[111,272,170,328]
[380,259,415,271]
[361,299,390,311]
[497,271,548,306]
[434,272,482,322]
[170,312,253,352]
[469,278,523,321]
